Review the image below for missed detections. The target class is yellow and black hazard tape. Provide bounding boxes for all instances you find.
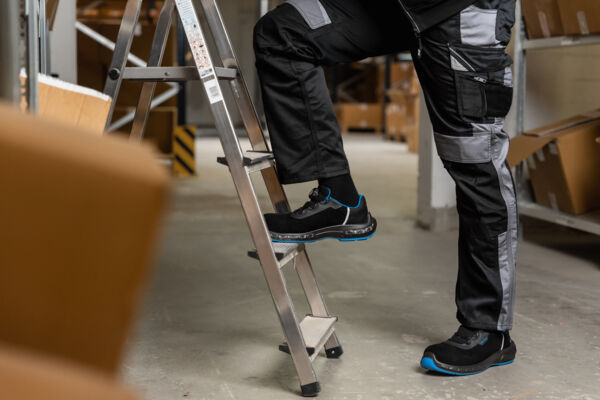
[173,125,196,177]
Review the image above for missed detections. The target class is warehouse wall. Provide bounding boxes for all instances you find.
[508,45,600,132]
[50,0,77,83]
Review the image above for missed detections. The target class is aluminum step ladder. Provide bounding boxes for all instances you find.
[102,0,342,396]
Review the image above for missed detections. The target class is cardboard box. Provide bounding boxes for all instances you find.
[522,0,565,38]
[0,345,137,400]
[557,0,600,35]
[21,73,111,134]
[385,94,420,153]
[508,111,600,214]
[0,103,169,373]
[113,106,177,153]
[333,63,379,103]
[378,62,419,101]
[335,103,383,133]
[386,102,408,137]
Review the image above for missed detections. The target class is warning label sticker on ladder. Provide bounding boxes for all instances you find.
[203,79,223,104]
[175,0,213,76]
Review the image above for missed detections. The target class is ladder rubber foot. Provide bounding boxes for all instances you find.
[325,345,344,359]
[278,343,315,356]
[300,382,321,397]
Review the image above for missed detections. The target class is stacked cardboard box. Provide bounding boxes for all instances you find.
[377,62,419,102]
[508,110,600,214]
[334,60,420,142]
[522,0,565,38]
[557,0,600,36]
[335,103,383,134]
[383,63,420,153]
[522,0,600,39]
[333,61,383,133]
[385,92,420,153]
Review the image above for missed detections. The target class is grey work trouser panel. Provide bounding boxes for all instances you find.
[254,0,517,330]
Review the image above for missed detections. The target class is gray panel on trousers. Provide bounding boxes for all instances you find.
[480,120,517,330]
[497,230,515,329]
[286,0,331,29]
[460,5,499,46]
[433,132,492,163]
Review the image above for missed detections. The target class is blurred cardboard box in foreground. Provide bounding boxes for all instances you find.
[0,103,169,373]
[0,345,137,400]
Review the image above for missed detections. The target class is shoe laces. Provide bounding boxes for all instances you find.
[449,326,478,345]
[291,187,329,217]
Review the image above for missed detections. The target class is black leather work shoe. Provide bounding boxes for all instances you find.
[264,186,377,243]
[420,326,516,375]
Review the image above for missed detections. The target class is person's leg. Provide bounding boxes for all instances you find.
[413,0,518,374]
[254,0,415,242]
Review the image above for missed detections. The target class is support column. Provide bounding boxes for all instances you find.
[0,0,20,104]
[416,92,459,232]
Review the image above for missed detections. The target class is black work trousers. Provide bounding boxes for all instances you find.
[254,0,517,331]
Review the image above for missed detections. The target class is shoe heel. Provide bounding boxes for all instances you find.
[498,341,517,364]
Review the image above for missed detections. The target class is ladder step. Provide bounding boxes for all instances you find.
[279,315,337,360]
[122,66,237,82]
[248,242,304,267]
[217,151,275,173]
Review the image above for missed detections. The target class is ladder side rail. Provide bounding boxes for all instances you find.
[173,0,317,387]
[200,0,341,358]
[220,130,318,387]
[199,3,341,355]
[199,0,290,213]
[199,0,268,150]
[103,0,144,131]
[130,0,176,142]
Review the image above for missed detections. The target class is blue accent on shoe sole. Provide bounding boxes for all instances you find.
[420,357,514,376]
[272,230,376,244]
[491,359,515,367]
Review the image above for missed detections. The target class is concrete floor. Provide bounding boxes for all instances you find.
[123,136,600,400]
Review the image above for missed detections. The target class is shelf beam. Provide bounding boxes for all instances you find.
[519,201,600,236]
[524,34,600,50]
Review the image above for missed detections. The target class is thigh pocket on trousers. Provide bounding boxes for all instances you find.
[449,44,513,120]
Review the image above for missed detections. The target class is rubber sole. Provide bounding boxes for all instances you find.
[420,341,517,376]
[270,214,377,243]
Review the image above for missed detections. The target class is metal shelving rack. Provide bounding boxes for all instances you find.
[513,1,600,236]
